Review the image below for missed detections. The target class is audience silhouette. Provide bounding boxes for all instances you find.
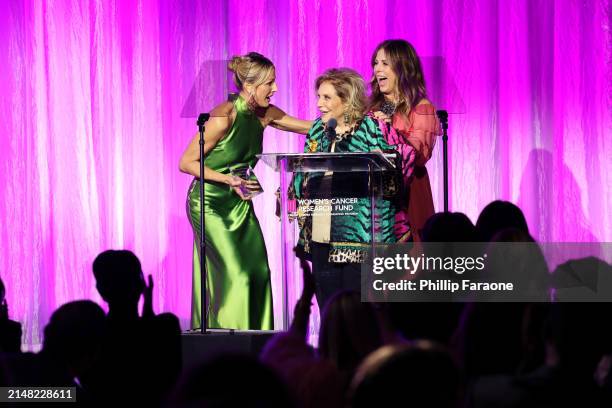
[349,340,462,408]
[171,353,295,407]
[82,250,181,407]
[476,200,529,242]
[0,277,21,353]
[0,300,105,406]
[262,252,385,408]
[1,201,611,407]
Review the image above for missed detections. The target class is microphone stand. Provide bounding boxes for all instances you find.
[436,110,449,212]
[197,113,210,334]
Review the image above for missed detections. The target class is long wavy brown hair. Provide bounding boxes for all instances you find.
[368,39,428,116]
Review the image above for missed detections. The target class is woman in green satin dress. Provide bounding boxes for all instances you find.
[179,52,311,330]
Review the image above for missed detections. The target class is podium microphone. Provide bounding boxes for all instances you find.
[197,113,210,131]
[196,112,210,333]
[197,112,210,125]
[436,110,448,127]
[436,110,449,212]
[326,118,337,141]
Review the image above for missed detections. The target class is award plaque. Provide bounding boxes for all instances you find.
[229,164,263,199]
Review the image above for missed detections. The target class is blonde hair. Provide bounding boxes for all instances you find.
[315,68,367,124]
[228,52,275,91]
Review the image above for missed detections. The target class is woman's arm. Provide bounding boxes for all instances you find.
[178,111,249,197]
[290,249,316,339]
[267,105,313,135]
[179,115,232,183]
[398,102,439,166]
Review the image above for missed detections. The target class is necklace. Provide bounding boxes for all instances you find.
[380,100,397,117]
[333,122,359,142]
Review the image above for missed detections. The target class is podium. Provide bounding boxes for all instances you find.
[258,151,398,329]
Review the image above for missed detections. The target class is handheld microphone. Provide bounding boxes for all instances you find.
[326,118,337,141]
[380,101,395,133]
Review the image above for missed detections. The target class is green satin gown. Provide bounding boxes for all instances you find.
[187,95,273,330]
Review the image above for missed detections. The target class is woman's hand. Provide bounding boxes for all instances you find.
[295,246,316,300]
[244,179,263,194]
[226,175,252,200]
[0,300,8,321]
[142,275,154,319]
[227,175,261,200]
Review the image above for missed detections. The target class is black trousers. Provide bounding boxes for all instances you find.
[310,242,362,310]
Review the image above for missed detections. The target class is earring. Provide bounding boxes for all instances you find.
[343,111,350,125]
[246,92,257,112]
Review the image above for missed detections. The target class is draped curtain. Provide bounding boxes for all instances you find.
[1,0,609,347]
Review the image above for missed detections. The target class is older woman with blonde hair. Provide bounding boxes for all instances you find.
[180,52,311,330]
[293,68,397,308]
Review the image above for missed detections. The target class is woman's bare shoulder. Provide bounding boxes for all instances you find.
[209,101,235,118]
[413,99,436,115]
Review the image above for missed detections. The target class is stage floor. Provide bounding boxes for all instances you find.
[181,329,279,370]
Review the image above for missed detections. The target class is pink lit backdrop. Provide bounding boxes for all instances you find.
[0,0,610,346]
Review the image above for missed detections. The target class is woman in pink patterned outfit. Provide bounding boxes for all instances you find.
[368,39,440,242]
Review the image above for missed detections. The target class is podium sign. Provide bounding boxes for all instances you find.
[258,152,397,329]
